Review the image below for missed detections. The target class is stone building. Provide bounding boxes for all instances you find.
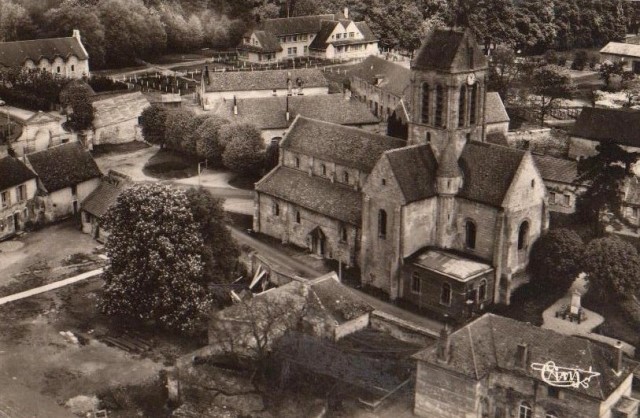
[90,91,149,146]
[254,116,404,267]
[0,106,73,157]
[413,313,639,418]
[533,154,588,214]
[0,148,37,240]
[360,29,547,316]
[0,30,89,78]
[600,41,640,74]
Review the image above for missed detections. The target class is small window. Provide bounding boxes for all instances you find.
[71,64,75,72]
[0,191,9,208]
[273,202,280,216]
[378,209,387,239]
[295,210,301,223]
[321,164,327,176]
[421,83,430,123]
[633,207,639,218]
[547,386,560,399]
[478,279,487,301]
[426,132,431,143]
[518,402,532,418]
[563,194,570,206]
[381,178,386,186]
[549,191,556,204]
[295,157,300,168]
[56,66,61,73]
[465,220,476,249]
[440,283,452,305]
[343,171,349,183]
[518,221,529,251]
[16,185,26,202]
[531,179,535,188]
[340,225,348,242]
[411,271,420,293]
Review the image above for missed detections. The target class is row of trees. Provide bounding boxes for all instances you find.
[140,105,275,176]
[101,184,240,331]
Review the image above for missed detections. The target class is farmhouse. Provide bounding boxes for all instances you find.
[532,154,588,214]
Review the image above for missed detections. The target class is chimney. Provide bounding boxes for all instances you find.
[344,7,349,19]
[436,324,452,363]
[516,343,528,369]
[614,341,624,373]
[72,29,80,40]
[233,96,237,116]
[285,95,290,122]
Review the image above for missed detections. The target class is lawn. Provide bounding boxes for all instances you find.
[91,140,150,157]
[142,149,198,179]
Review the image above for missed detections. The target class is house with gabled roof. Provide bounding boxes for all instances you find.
[80,170,131,242]
[209,93,380,144]
[237,9,378,63]
[254,116,404,267]
[0,147,37,240]
[600,41,640,74]
[0,30,89,78]
[199,67,329,109]
[533,153,588,214]
[413,313,639,418]
[26,142,102,221]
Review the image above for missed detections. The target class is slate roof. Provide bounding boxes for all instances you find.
[204,68,328,93]
[27,142,101,192]
[533,154,585,185]
[384,145,438,203]
[308,273,373,323]
[600,41,640,58]
[308,21,339,51]
[81,179,127,218]
[260,14,337,36]
[211,94,379,130]
[412,28,487,72]
[485,92,510,124]
[92,91,149,129]
[256,166,362,225]
[349,55,411,97]
[409,249,493,282]
[0,155,36,192]
[237,30,283,53]
[571,107,640,148]
[281,116,404,172]
[0,36,88,69]
[413,314,635,400]
[458,142,526,207]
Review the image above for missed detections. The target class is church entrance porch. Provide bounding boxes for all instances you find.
[400,249,495,322]
[308,227,326,257]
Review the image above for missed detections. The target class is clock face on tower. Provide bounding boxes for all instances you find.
[466,73,476,86]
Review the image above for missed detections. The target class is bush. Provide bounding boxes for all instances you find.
[544,49,559,65]
[221,123,265,175]
[571,50,589,70]
[529,228,584,290]
[88,76,129,92]
[582,236,640,300]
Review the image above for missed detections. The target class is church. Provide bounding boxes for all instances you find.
[254,28,549,321]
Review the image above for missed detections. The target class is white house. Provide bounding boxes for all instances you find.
[0,148,37,240]
[600,41,640,74]
[0,106,74,157]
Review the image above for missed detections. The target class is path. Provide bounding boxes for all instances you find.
[229,227,444,334]
[0,268,103,306]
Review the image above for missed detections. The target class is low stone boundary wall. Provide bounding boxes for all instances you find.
[370,310,438,346]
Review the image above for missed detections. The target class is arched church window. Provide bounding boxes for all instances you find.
[459,85,467,127]
[435,85,445,127]
[378,209,387,239]
[470,84,478,125]
[518,221,530,250]
[465,220,477,249]
[273,202,280,216]
[440,283,452,305]
[295,210,301,223]
[421,83,430,123]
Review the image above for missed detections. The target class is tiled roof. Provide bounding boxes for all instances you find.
[485,92,510,124]
[281,116,404,172]
[571,107,640,148]
[0,36,88,69]
[211,94,379,130]
[413,314,634,400]
[309,20,377,51]
[308,273,373,323]
[349,55,411,97]
[27,142,101,192]
[205,68,328,93]
[384,145,438,203]
[412,28,487,72]
[308,20,339,51]
[237,30,283,53]
[600,41,640,58]
[458,142,526,207]
[256,166,362,225]
[81,179,127,218]
[92,91,149,129]
[533,154,585,185]
[260,14,337,36]
[0,155,36,192]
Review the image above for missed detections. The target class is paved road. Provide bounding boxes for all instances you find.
[229,226,444,334]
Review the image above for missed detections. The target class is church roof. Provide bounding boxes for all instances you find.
[255,166,362,225]
[458,142,526,207]
[412,28,487,73]
[348,55,411,97]
[384,145,438,203]
[204,68,328,93]
[485,92,510,124]
[413,313,635,401]
[0,36,88,69]
[437,141,462,178]
[281,116,404,173]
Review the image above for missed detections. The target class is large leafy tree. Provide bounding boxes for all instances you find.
[577,143,640,232]
[59,81,94,131]
[139,104,168,147]
[582,236,640,300]
[528,228,584,290]
[101,184,210,331]
[528,64,575,126]
[365,0,425,52]
[221,123,265,175]
[195,115,231,164]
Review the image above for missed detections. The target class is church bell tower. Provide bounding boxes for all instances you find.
[407,28,488,163]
